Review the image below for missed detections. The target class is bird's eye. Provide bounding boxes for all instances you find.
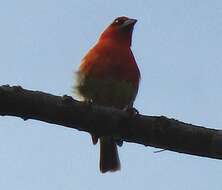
[113,18,125,25]
[114,19,119,24]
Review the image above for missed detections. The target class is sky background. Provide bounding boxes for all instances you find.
[0,0,222,189]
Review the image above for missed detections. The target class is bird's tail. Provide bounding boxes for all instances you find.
[99,137,120,173]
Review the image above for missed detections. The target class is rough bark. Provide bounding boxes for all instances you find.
[0,85,222,160]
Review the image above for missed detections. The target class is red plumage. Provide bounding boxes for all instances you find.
[75,16,140,173]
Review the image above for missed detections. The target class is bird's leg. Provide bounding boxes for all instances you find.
[83,98,93,106]
[61,95,74,103]
[121,106,140,145]
[115,139,123,147]
[115,107,139,147]
[123,106,139,117]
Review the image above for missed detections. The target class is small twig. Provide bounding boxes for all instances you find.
[153,149,167,153]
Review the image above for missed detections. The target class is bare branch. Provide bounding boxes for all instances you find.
[0,85,222,160]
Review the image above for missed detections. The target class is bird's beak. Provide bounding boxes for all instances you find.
[122,18,137,28]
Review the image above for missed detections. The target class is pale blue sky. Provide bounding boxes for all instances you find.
[0,0,222,189]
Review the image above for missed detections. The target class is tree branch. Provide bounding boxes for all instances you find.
[0,85,222,160]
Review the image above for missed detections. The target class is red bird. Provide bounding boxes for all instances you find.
[75,16,140,173]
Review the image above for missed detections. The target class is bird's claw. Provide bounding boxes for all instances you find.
[61,95,73,104]
[124,107,139,117]
[115,139,123,147]
[91,134,98,145]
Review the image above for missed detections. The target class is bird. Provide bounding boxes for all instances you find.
[75,16,140,173]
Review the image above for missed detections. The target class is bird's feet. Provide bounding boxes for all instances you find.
[124,107,139,117]
[115,139,123,147]
[115,107,139,147]
[61,95,74,104]
[83,99,93,107]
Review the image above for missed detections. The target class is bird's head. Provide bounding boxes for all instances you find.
[99,16,137,47]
